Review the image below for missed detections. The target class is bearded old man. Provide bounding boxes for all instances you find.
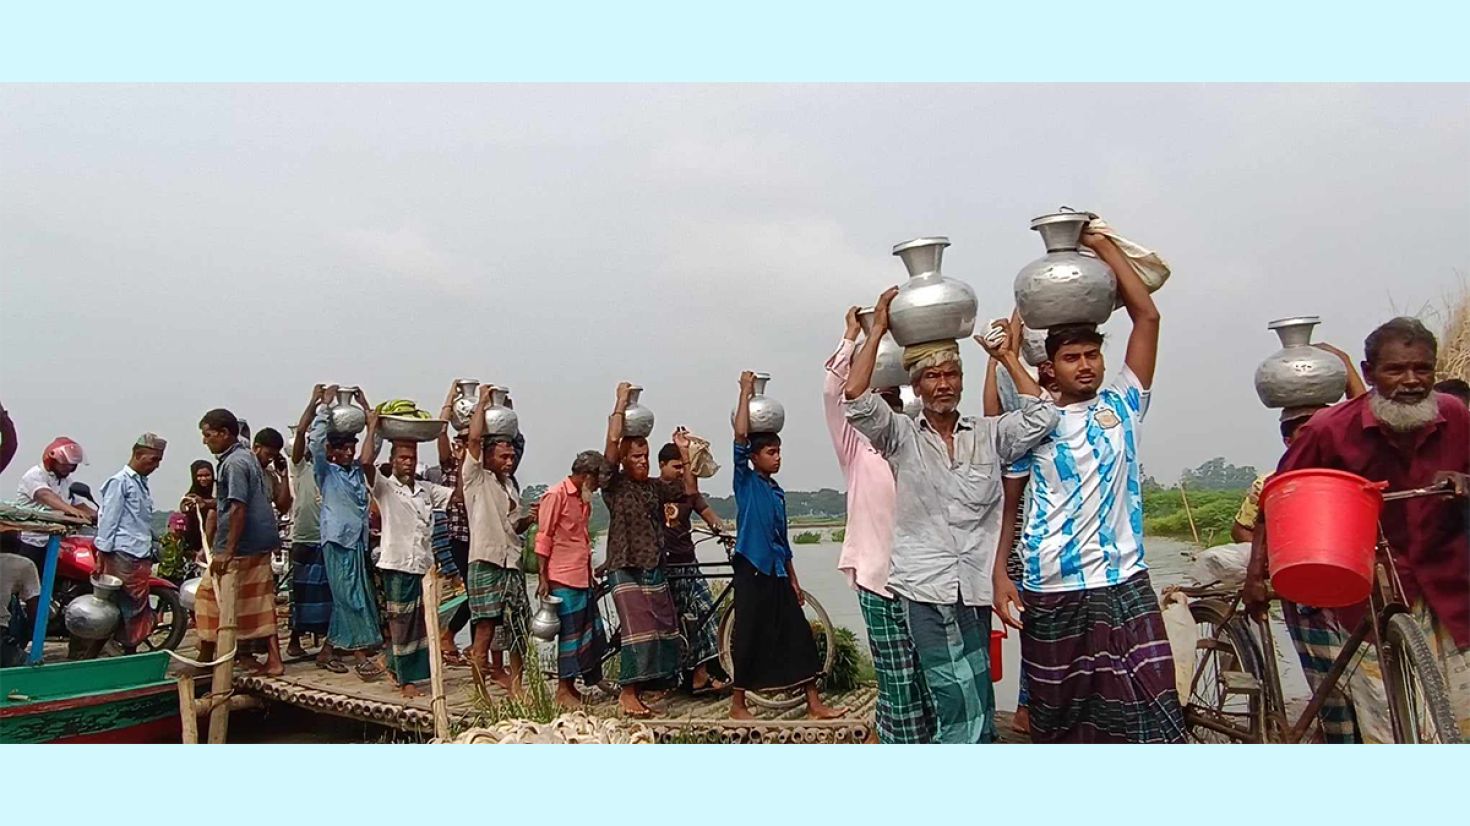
[1246,316,1470,741]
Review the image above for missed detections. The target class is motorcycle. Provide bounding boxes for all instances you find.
[41,483,188,653]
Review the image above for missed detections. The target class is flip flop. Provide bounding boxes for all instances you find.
[355,659,386,681]
[316,658,349,674]
[691,677,731,696]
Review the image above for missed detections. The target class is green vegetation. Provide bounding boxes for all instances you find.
[1180,457,1259,491]
[792,531,823,545]
[829,528,846,543]
[1143,486,1248,548]
[823,624,874,691]
[155,531,187,581]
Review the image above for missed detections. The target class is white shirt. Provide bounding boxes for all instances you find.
[370,473,452,575]
[461,455,521,569]
[16,465,79,547]
[1007,366,1151,593]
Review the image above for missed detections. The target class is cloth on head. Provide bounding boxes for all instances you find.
[1086,215,1171,293]
[901,339,960,372]
[134,433,167,452]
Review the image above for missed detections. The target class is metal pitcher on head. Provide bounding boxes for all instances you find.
[887,237,978,347]
[1014,209,1115,329]
[1254,316,1348,408]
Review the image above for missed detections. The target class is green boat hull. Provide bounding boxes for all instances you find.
[0,650,179,744]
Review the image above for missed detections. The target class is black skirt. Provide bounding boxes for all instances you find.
[731,554,820,691]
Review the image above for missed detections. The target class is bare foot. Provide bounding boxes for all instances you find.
[728,704,756,721]
[252,661,286,677]
[490,670,515,693]
[555,689,585,711]
[619,696,653,718]
[287,642,308,658]
[400,683,423,699]
[1012,706,1031,735]
[807,701,846,720]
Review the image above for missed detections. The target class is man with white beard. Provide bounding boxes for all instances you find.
[1246,316,1470,740]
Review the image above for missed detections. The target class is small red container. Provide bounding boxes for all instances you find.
[1262,468,1384,608]
[989,628,1005,683]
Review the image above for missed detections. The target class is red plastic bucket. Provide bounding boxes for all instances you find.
[989,628,1005,683]
[1262,469,1383,608]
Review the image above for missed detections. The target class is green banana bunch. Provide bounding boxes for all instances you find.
[375,399,431,419]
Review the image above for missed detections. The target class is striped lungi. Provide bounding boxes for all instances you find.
[902,597,993,743]
[381,569,430,685]
[607,566,683,686]
[194,553,278,643]
[859,588,936,744]
[323,540,382,651]
[289,542,332,636]
[1021,571,1186,743]
[468,561,529,653]
[551,585,607,682]
[102,553,156,649]
[668,569,719,671]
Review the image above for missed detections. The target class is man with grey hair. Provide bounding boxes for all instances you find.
[1248,315,1470,740]
[91,433,167,654]
[844,287,1058,743]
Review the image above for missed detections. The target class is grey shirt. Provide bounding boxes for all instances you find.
[845,391,1058,607]
[214,443,282,556]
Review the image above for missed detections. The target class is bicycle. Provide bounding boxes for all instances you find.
[541,526,837,711]
[1183,482,1462,743]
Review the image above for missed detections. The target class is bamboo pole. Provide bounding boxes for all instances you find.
[177,673,199,744]
[423,565,450,740]
[1178,481,1202,546]
[206,562,238,744]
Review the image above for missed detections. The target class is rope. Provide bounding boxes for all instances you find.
[164,647,239,668]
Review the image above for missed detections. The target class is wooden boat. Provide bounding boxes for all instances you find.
[0,650,180,743]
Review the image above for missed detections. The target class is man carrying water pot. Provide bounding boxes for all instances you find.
[993,231,1178,743]
[845,289,1056,744]
[1245,317,1470,741]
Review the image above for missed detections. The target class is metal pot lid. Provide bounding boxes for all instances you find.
[90,574,123,589]
[891,236,950,255]
[1267,316,1321,330]
[1029,210,1094,229]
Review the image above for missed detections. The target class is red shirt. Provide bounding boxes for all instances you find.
[534,478,593,589]
[1277,393,1470,646]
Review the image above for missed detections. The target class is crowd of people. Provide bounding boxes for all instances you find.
[2,228,1467,740]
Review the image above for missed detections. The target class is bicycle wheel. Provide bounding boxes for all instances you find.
[1380,612,1462,744]
[1183,599,1266,743]
[717,590,837,711]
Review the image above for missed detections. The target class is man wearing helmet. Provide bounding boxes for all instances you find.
[4,437,97,567]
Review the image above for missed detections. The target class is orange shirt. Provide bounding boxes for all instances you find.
[535,478,593,589]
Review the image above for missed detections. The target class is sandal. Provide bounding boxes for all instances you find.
[691,676,731,696]
[441,648,468,667]
[316,658,349,674]
[354,659,386,681]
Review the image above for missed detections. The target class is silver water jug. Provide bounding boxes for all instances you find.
[328,386,367,435]
[1253,316,1347,408]
[482,387,520,439]
[902,387,923,419]
[1014,210,1115,329]
[450,379,480,431]
[180,576,202,612]
[64,575,123,641]
[623,386,656,439]
[530,595,562,642]
[733,372,786,434]
[857,307,909,389]
[887,237,978,347]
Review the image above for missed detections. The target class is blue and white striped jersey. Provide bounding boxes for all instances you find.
[1007,366,1150,593]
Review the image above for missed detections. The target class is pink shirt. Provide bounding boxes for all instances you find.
[535,478,593,589]
[824,339,897,597]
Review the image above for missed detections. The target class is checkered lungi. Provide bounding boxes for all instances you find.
[859,587,936,744]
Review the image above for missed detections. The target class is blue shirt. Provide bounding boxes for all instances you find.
[214,443,281,556]
[95,466,154,559]
[309,407,369,549]
[732,440,791,577]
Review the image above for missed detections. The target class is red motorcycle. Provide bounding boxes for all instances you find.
[39,485,188,652]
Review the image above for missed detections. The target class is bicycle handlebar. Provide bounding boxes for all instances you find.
[1382,480,1455,502]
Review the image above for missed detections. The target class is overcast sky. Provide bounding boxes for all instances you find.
[2,84,1466,504]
